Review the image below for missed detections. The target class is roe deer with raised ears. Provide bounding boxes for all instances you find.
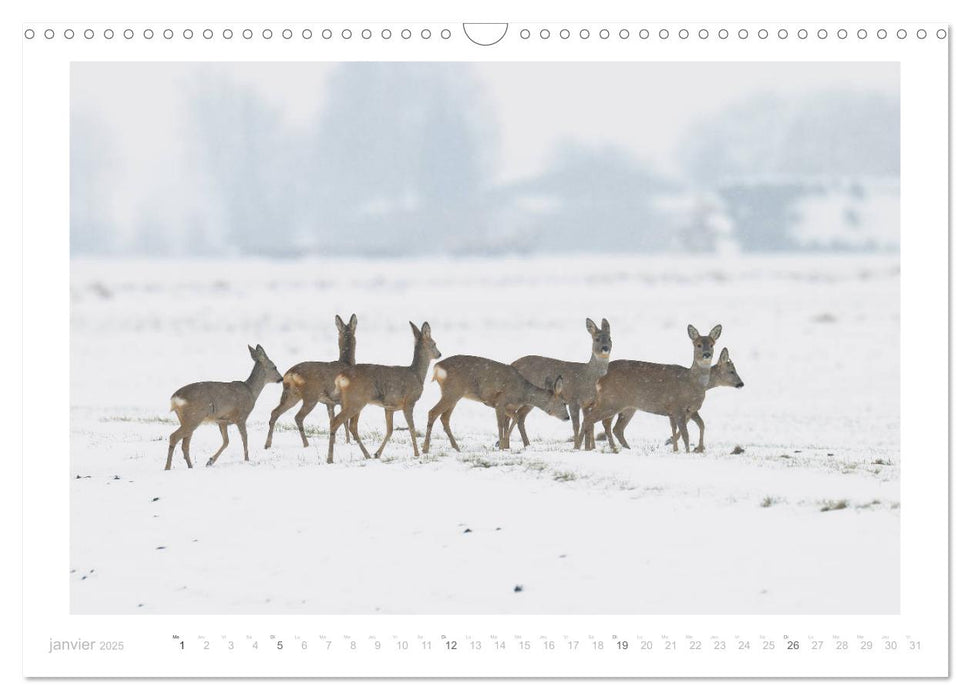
[327,321,441,464]
[577,324,722,452]
[165,344,284,470]
[422,356,570,453]
[510,318,612,447]
[605,346,743,452]
[264,313,357,450]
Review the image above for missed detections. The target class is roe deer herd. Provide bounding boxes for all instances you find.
[164,316,744,469]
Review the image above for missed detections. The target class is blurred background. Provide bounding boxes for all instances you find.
[71,61,899,258]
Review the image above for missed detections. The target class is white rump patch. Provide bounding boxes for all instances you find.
[288,372,305,387]
[335,374,351,390]
[433,365,447,383]
[170,396,187,410]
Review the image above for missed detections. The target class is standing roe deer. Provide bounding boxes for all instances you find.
[165,344,284,470]
[510,318,612,447]
[577,324,722,452]
[422,355,570,453]
[264,313,357,449]
[605,346,744,452]
[327,321,441,464]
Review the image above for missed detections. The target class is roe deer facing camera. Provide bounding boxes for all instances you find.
[165,344,284,470]
[264,313,357,449]
[606,346,744,452]
[327,321,441,464]
[577,324,722,452]
[511,318,612,447]
[422,355,570,453]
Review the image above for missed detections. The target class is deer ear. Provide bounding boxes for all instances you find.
[256,344,265,355]
[586,318,597,335]
[719,347,730,362]
[409,321,421,340]
[600,318,610,333]
[687,325,700,340]
[709,324,722,341]
[348,314,358,332]
[421,321,431,338]
[553,375,564,395]
[335,314,345,330]
[248,345,257,359]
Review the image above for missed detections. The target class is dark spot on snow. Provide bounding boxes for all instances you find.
[495,527,502,531]
[81,576,87,580]
[873,458,890,465]
[779,454,792,459]
[113,475,120,480]
[90,569,94,573]
[559,554,567,558]
[827,453,834,457]
[731,446,745,455]
[192,539,198,543]
[151,497,159,502]
[463,528,472,534]
[514,585,524,593]
[156,546,166,550]
[794,450,802,453]
[137,603,143,608]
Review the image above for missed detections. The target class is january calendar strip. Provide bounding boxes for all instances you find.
[22,21,948,677]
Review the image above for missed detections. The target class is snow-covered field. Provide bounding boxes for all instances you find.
[70,254,900,614]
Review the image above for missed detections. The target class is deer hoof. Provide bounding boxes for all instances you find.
[205,459,214,467]
[693,446,705,453]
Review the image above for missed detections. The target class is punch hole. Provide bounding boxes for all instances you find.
[163,28,173,39]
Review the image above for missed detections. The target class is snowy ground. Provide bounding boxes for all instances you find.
[70,254,900,614]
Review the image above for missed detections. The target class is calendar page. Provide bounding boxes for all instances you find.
[21,13,949,680]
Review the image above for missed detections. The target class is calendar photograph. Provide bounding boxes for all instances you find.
[68,59,902,617]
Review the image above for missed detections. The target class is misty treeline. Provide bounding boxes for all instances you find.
[72,64,900,257]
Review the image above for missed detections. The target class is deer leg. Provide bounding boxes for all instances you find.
[692,412,706,453]
[669,416,680,452]
[327,407,356,464]
[424,397,456,453]
[374,408,395,459]
[440,408,460,451]
[677,413,691,454]
[236,421,249,461]
[293,399,317,448]
[495,407,509,450]
[514,406,532,446]
[599,414,617,451]
[569,402,582,445]
[403,403,420,457]
[181,429,195,469]
[346,412,370,459]
[206,423,231,466]
[166,426,186,470]
[326,403,350,444]
[613,410,633,449]
[264,386,299,449]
